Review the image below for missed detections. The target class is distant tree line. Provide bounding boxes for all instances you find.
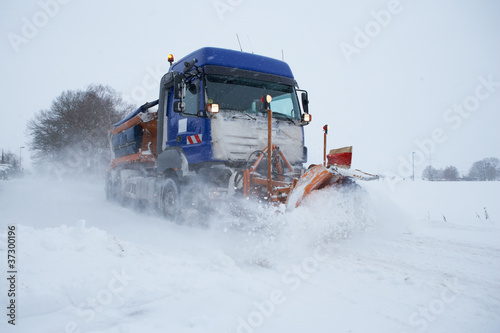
[26,84,133,179]
[422,157,500,181]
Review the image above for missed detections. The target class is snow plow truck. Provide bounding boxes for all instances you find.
[105,47,376,219]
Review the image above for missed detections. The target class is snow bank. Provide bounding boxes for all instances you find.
[0,219,258,333]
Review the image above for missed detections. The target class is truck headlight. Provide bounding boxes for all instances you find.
[208,103,219,113]
[302,113,311,122]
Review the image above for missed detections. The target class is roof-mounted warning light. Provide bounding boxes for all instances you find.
[168,54,174,66]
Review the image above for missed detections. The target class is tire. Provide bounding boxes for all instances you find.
[105,171,122,203]
[106,179,121,203]
[105,179,113,201]
[105,172,115,201]
[113,176,127,207]
[161,178,180,220]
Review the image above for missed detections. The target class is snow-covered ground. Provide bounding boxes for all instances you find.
[0,177,499,333]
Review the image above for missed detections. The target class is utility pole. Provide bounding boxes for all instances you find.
[19,146,25,172]
[412,152,415,181]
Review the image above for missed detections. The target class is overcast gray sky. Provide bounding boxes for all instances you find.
[1,0,499,177]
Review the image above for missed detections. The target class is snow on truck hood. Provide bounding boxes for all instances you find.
[210,111,304,164]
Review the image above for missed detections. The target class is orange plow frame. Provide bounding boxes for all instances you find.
[242,146,346,207]
[241,104,348,207]
[243,145,297,204]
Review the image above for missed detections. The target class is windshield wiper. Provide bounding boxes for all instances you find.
[229,110,256,120]
[272,113,296,123]
[242,111,256,120]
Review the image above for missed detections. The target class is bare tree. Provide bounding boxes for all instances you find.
[422,165,439,181]
[468,158,500,181]
[27,85,133,178]
[442,165,459,181]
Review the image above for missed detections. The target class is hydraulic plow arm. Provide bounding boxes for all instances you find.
[243,145,296,204]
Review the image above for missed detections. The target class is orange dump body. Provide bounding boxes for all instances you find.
[108,113,158,170]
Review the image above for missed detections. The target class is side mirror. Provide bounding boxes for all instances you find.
[183,59,197,74]
[173,74,186,113]
[297,90,311,125]
[297,90,309,114]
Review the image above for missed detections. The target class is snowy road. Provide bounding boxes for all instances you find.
[0,177,499,332]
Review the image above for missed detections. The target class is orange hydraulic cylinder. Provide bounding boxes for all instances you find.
[267,108,272,199]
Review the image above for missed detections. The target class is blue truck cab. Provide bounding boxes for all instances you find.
[156,47,311,180]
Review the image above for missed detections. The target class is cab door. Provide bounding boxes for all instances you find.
[168,77,211,164]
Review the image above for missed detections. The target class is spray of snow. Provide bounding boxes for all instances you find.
[182,183,376,269]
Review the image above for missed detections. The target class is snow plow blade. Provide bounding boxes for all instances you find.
[286,164,379,209]
[286,164,342,209]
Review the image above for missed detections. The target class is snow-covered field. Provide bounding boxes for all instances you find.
[0,177,499,333]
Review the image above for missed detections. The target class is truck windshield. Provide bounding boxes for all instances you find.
[205,74,300,121]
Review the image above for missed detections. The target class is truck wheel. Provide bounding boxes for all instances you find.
[161,178,180,219]
[106,179,121,203]
[105,173,116,201]
[105,179,113,201]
